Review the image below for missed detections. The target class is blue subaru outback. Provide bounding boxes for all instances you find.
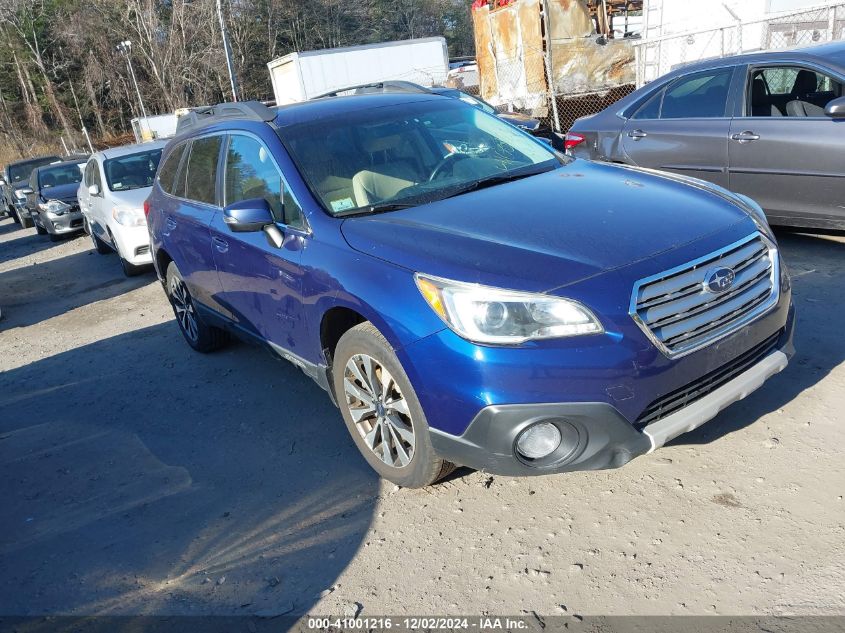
[147,95,794,487]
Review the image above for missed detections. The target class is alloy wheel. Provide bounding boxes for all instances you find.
[169,276,199,342]
[343,353,415,468]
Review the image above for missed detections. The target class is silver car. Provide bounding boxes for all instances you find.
[568,41,845,231]
[79,141,166,276]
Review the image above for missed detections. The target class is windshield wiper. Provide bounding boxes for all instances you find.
[439,166,555,201]
[337,201,417,217]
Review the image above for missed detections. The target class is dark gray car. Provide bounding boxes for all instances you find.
[568,41,845,231]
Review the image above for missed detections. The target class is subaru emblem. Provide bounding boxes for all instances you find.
[704,267,736,294]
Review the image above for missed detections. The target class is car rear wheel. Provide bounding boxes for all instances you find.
[165,262,227,353]
[333,322,455,488]
[20,215,33,229]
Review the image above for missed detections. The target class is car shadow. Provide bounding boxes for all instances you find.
[0,248,154,330]
[0,220,75,266]
[672,230,845,447]
[0,322,379,617]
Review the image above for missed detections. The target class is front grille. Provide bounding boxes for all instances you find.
[630,233,778,358]
[135,244,150,256]
[635,330,781,429]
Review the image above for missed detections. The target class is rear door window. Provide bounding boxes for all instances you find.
[633,68,734,120]
[661,68,733,118]
[158,143,187,194]
[184,136,223,205]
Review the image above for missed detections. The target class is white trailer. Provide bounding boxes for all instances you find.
[131,114,178,143]
[267,37,450,105]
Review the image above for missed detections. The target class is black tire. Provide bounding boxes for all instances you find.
[333,322,455,488]
[35,223,47,235]
[165,261,227,353]
[20,215,33,229]
[10,208,20,225]
[120,256,146,277]
[90,226,111,254]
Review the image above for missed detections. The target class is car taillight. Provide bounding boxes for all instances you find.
[564,132,586,151]
[143,199,151,218]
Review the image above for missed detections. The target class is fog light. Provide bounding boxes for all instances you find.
[516,422,562,460]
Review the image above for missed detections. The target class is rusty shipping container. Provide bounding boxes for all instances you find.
[472,0,639,117]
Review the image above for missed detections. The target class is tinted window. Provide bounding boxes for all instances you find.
[158,143,186,194]
[104,149,162,191]
[224,135,303,226]
[184,136,222,205]
[38,163,84,189]
[632,89,664,119]
[661,68,733,119]
[9,156,61,184]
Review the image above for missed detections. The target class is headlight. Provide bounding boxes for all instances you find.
[415,274,603,345]
[112,206,146,227]
[39,200,70,215]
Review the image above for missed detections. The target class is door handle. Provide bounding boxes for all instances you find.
[627,129,648,140]
[731,131,760,143]
[212,236,229,253]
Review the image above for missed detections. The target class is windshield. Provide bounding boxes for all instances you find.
[104,149,162,191]
[9,156,61,184]
[38,162,84,189]
[282,99,559,215]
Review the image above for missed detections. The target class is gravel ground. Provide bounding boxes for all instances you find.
[0,216,843,619]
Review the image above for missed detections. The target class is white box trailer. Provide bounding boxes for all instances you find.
[131,114,178,143]
[267,37,450,105]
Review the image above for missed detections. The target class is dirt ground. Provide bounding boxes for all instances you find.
[1,215,843,619]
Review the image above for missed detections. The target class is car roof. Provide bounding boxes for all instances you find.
[671,40,845,75]
[8,154,62,168]
[272,92,454,128]
[94,140,168,160]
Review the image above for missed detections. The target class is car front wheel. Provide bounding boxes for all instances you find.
[165,262,227,353]
[333,322,455,488]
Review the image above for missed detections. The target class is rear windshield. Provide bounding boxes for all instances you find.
[38,163,84,189]
[104,149,163,191]
[9,156,61,184]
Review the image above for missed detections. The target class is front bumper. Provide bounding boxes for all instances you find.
[14,201,31,219]
[112,224,153,265]
[40,210,84,235]
[430,327,793,476]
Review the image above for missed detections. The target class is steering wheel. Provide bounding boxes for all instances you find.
[429,152,471,182]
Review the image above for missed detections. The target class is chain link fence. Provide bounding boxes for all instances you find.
[634,2,845,87]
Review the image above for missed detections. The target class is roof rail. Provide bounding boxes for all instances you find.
[312,80,432,100]
[175,101,277,135]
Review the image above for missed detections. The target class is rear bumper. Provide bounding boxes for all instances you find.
[430,324,794,477]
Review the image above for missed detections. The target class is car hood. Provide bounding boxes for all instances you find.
[40,183,81,204]
[107,187,153,209]
[340,160,757,293]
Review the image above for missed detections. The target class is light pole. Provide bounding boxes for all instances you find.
[116,40,148,120]
[216,0,239,101]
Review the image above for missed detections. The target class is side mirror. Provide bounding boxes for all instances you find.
[824,96,845,118]
[223,198,274,233]
[88,184,100,196]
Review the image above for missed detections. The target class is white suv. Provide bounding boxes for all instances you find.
[78,141,167,276]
